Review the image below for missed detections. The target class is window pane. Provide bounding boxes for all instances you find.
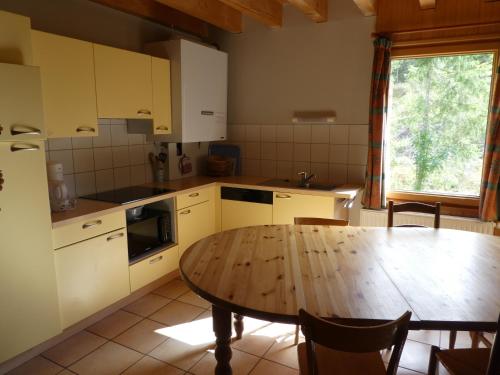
[387,53,494,196]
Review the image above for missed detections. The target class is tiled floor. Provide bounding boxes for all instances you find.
[8,277,477,374]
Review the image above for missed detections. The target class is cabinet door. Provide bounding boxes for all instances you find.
[54,229,130,329]
[0,141,60,362]
[221,200,273,231]
[152,57,172,135]
[129,246,179,292]
[32,31,98,138]
[177,200,215,258]
[0,63,45,141]
[94,44,153,119]
[0,10,33,65]
[272,192,335,225]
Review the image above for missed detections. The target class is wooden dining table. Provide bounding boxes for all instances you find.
[179,224,500,375]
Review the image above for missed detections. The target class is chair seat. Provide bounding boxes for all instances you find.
[297,342,387,375]
[437,348,491,375]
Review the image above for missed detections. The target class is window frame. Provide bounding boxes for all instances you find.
[386,40,500,216]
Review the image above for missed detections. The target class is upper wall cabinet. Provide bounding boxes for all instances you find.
[152,57,172,135]
[94,44,153,120]
[0,10,33,65]
[146,39,228,143]
[32,31,98,138]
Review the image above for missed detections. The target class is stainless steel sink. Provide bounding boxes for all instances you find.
[258,178,337,191]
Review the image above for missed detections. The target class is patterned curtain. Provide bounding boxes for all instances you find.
[479,63,500,221]
[362,37,392,209]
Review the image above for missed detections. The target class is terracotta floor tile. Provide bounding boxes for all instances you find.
[398,340,432,374]
[397,367,426,374]
[58,371,77,375]
[250,359,299,375]
[69,341,142,374]
[122,356,184,374]
[408,329,441,346]
[123,294,172,317]
[190,348,260,375]
[6,356,63,375]
[153,279,190,299]
[149,301,205,326]
[87,310,143,339]
[177,291,211,309]
[42,330,107,367]
[440,330,473,349]
[149,338,212,371]
[262,326,302,370]
[231,318,278,357]
[114,319,169,354]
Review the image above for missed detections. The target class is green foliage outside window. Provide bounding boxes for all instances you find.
[387,53,494,196]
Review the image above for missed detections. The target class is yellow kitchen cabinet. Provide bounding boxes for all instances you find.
[177,200,215,258]
[54,229,130,329]
[152,57,172,135]
[32,30,98,138]
[272,192,335,225]
[0,63,45,140]
[177,187,212,210]
[129,246,179,292]
[221,199,273,231]
[0,10,33,65]
[0,141,60,362]
[94,44,153,119]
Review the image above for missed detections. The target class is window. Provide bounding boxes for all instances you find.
[387,52,495,198]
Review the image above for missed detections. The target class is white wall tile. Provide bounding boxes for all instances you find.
[329,164,348,186]
[49,150,74,174]
[63,174,76,198]
[348,145,368,165]
[276,161,293,179]
[74,172,96,196]
[348,164,366,184]
[349,125,369,145]
[73,149,94,173]
[114,167,131,188]
[92,125,111,148]
[130,165,146,185]
[310,144,329,163]
[143,144,156,164]
[330,145,348,163]
[112,146,130,167]
[246,125,261,142]
[72,137,93,149]
[242,159,261,176]
[95,169,114,193]
[311,125,330,144]
[293,144,311,162]
[245,142,261,159]
[98,118,111,125]
[331,125,349,144]
[261,142,276,160]
[110,124,129,146]
[128,133,145,145]
[227,125,246,141]
[275,125,293,143]
[293,125,311,143]
[48,138,72,150]
[145,164,153,183]
[261,160,277,178]
[129,145,145,165]
[310,163,329,184]
[261,125,276,142]
[93,148,113,170]
[110,118,127,125]
[276,143,293,161]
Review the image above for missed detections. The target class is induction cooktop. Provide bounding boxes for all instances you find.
[79,186,175,205]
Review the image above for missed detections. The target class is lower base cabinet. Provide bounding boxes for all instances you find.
[129,246,179,292]
[54,229,130,329]
[221,200,272,231]
[177,200,215,258]
[272,192,335,224]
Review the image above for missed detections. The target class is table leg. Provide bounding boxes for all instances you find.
[234,314,244,340]
[212,305,232,375]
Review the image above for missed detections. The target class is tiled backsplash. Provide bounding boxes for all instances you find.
[45,119,157,198]
[227,124,368,185]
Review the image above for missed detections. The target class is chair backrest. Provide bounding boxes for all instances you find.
[294,217,349,226]
[387,201,441,229]
[486,314,500,375]
[299,309,411,375]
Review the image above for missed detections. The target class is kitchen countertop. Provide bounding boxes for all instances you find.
[51,175,362,228]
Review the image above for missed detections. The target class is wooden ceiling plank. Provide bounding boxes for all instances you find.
[218,0,283,28]
[154,0,242,33]
[352,0,377,16]
[419,0,436,9]
[288,0,328,22]
[90,0,209,37]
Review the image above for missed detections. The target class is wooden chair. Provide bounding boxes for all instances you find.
[387,200,441,229]
[297,309,412,375]
[427,314,499,375]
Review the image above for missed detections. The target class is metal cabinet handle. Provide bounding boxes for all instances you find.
[107,232,124,241]
[11,125,42,136]
[156,126,169,131]
[137,109,152,115]
[275,194,291,199]
[76,126,96,133]
[10,143,40,152]
[82,220,102,229]
[180,209,191,215]
[149,255,163,264]
[189,193,199,197]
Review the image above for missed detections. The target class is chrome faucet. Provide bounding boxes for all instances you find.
[297,171,315,188]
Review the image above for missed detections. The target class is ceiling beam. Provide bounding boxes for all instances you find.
[154,0,242,33]
[218,0,283,28]
[90,0,209,38]
[419,0,436,9]
[287,0,328,22]
[352,0,376,16]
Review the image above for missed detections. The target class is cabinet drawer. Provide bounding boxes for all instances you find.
[53,211,125,249]
[129,246,179,292]
[177,188,210,210]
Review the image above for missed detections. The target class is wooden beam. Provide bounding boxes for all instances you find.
[90,0,209,38]
[154,0,242,33]
[419,0,436,9]
[218,0,282,27]
[352,0,376,16]
[287,0,328,22]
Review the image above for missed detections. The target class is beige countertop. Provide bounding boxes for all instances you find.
[51,175,362,228]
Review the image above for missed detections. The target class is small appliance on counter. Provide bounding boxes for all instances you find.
[46,161,75,212]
